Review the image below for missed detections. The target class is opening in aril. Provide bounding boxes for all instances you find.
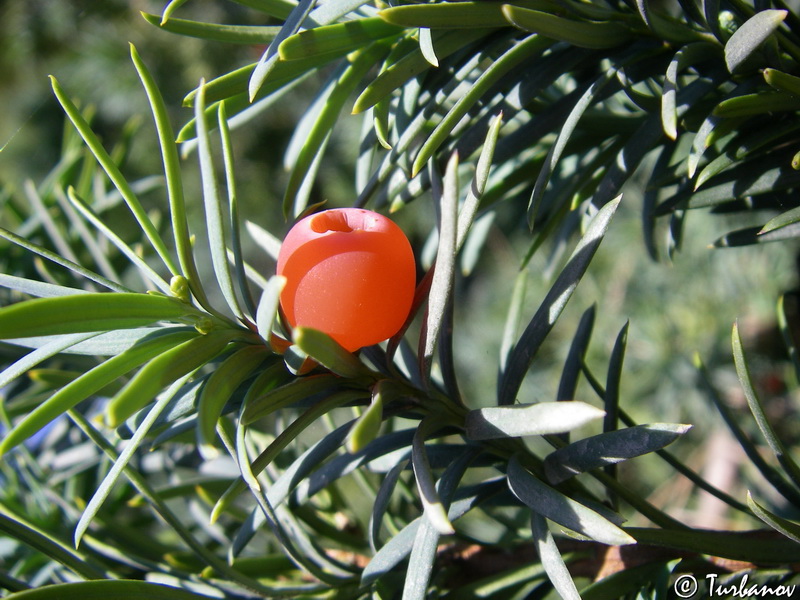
[311,211,353,233]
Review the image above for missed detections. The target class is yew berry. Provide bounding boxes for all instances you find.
[277,208,416,352]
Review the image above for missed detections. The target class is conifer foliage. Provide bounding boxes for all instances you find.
[2,1,800,598]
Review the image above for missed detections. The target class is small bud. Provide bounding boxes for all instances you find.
[194,316,214,334]
[169,275,190,302]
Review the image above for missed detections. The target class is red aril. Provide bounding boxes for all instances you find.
[277,208,416,352]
